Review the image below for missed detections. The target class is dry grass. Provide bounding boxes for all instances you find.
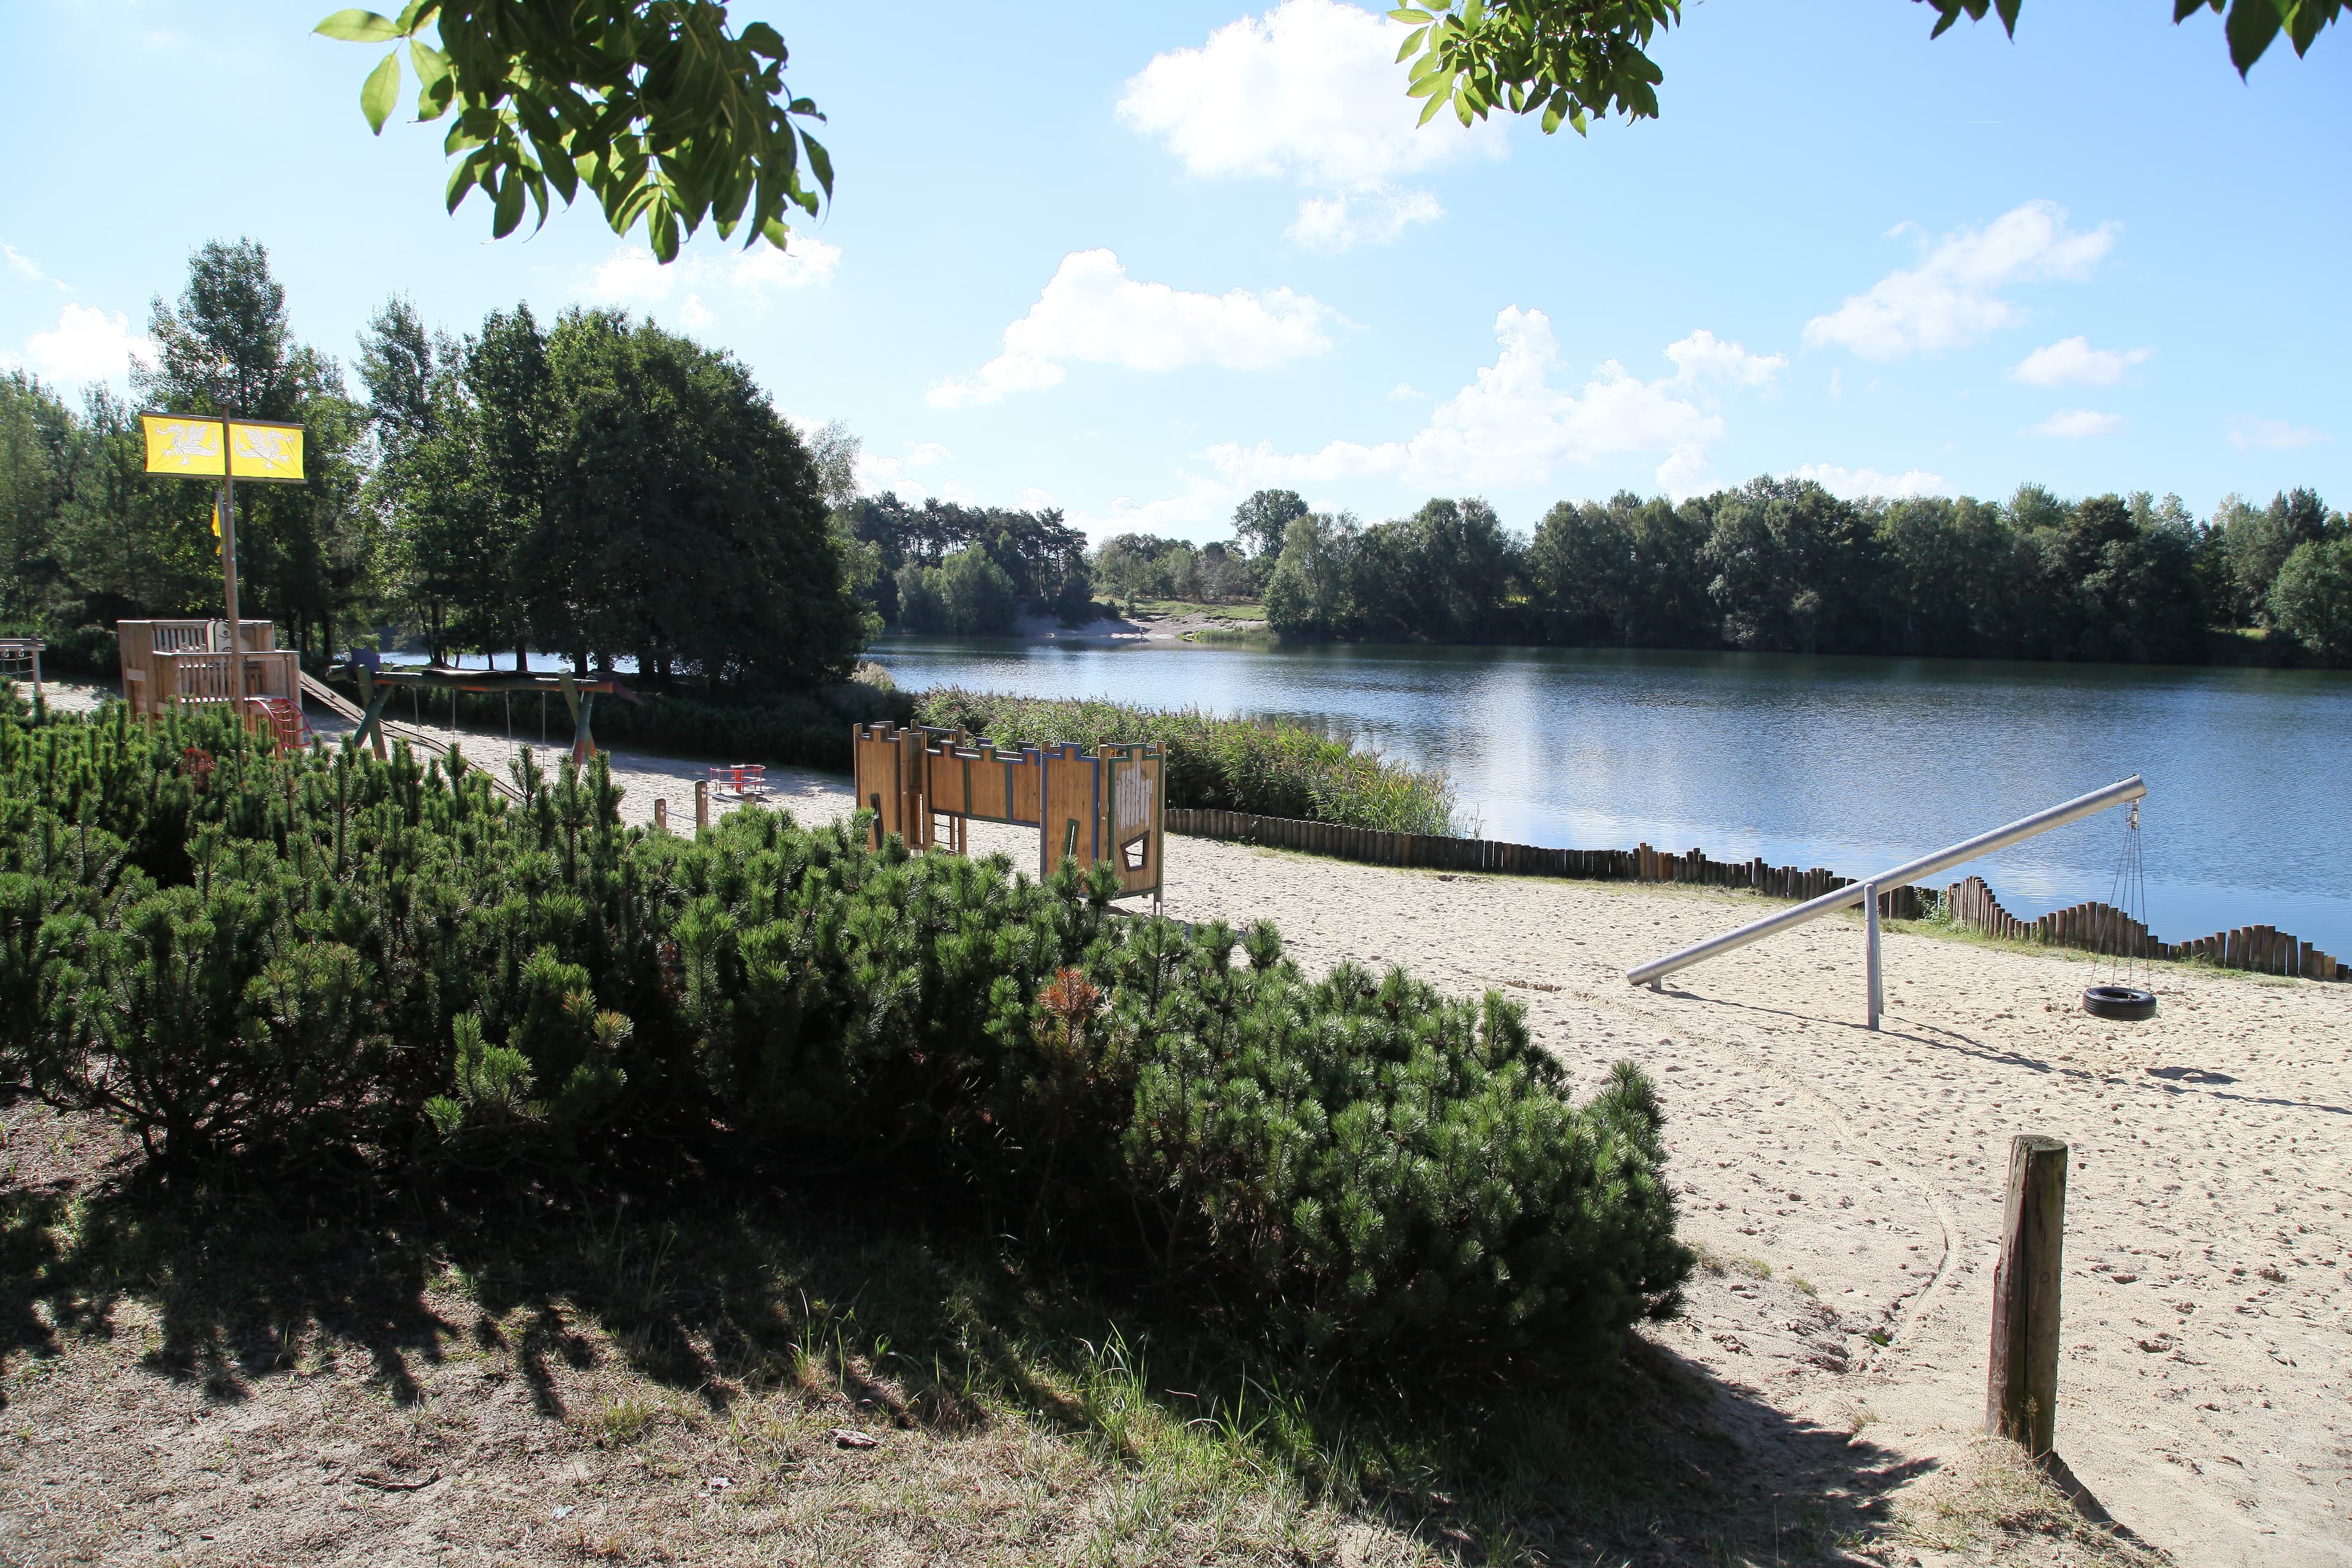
[1885,1438,2171,1566]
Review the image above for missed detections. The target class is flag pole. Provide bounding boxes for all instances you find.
[217,423,244,712]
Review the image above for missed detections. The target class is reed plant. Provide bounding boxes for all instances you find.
[911,688,1461,835]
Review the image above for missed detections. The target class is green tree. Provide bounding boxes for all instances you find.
[314,1,830,260]
[1392,0,2338,140]
[2267,537,2352,662]
[936,545,1019,635]
[133,239,378,656]
[534,309,863,686]
[1263,513,1354,639]
[1701,478,1880,654]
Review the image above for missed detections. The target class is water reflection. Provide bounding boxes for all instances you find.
[868,636,2352,954]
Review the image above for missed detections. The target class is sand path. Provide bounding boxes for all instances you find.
[42,681,2352,1564]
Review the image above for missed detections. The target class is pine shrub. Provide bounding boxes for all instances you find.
[0,701,1686,1376]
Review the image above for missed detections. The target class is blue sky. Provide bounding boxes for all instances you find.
[4,0,2345,543]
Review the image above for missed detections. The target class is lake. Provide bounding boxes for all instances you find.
[865,636,2352,957]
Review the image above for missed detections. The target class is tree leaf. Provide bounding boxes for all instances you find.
[314,8,399,42]
[361,50,402,133]
[2224,0,2284,70]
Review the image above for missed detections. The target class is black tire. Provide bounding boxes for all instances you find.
[2081,984,2158,1022]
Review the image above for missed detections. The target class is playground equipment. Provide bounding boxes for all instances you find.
[708,763,768,802]
[116,620,301,720]
[852,722,1166,905]
[1626,775,2150,1028]
[0,636,42,693]
[334,663,637,766]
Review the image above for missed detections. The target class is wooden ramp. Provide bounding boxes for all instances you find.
[301,671,524,806]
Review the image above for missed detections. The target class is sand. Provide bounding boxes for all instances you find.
[40,680,2352,1564]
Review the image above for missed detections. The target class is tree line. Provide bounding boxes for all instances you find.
[1,238,869,692]
[1248,481,2352,666]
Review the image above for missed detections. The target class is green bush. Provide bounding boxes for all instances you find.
[0,702,1685,1375]
[2268,537,2352,664]
[910,687,1461,835]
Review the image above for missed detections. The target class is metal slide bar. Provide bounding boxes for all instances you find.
[1624,775,2147,1017]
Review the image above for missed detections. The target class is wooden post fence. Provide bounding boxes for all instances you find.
[654,798,668,834]
[695,779,709,832]
[1987,1134,2068,1459]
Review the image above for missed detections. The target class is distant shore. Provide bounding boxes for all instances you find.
[999,606,1271,644]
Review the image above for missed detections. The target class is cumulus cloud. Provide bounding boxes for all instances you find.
[12,303,154,385]
[1118,0,1502,250]
[1204,309,1754,499]
[2226,415,2328,453]
[2025,409,2125,439]
[1286,184,1444,252]
[1665,329,1787,389]
[927,250,1340,409]
[1784,462,1950,500]
[579,236,841,323]
[1804,202,2119,360]
[2009,335,2150,387]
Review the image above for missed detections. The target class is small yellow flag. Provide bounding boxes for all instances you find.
[141,413,225,477]
[228,419,304,481]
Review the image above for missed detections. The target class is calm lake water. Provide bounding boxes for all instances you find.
[866,636,2352,957]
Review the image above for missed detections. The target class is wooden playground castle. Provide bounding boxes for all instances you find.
[853,722,1166,902]
[115,620,301,718]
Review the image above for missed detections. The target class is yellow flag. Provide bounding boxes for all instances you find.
[141,413,225,477]
[228,420,305,481]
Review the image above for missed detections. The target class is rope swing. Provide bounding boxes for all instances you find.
[2082,799,2158,1020]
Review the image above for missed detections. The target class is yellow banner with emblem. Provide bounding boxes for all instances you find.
[228,419,304,481]
[141,413,225,477]
[140,414,306,481]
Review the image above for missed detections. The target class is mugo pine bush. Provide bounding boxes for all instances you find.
[0,698,1687,1374]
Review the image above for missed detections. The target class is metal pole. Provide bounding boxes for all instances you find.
[217,456,245,718]
[1865,880,1882,1031]
[1625,775,2147,990]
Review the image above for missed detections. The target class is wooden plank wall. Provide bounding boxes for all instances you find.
[1943,875,2345,981]
[1160,808,2344,982]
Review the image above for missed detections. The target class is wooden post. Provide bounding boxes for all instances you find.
[695,778,709,832]
[1987,1134,2068,1459]
[654,798,668,834]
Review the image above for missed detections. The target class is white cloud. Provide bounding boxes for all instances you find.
[1073,475,1250,539]
[1204,308,1746,498]
[1118,0,1502,250]
[2226,415,2328,453]
[2008,336,2150,387]
[580,235,841,320]
[1784,462,1950,500]
[858,440,954,494]
[4,243,64,290]
[16,303,153,385]
[1118,0,1504,185]
[927,250,1340,409]
[1804,201,2119,360]
[1286,184,1444,252]
[1664,329,1787,389]
[2025,409,2125,439]
[1387,382,1428,401]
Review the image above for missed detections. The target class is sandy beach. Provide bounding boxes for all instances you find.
[36,681,2352,1564]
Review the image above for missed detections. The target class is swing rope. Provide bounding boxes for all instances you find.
[2098,799,2146,991]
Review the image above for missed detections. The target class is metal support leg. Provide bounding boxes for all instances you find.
[1865,880,1883,1031]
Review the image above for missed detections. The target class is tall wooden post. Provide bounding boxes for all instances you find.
[654,798,668,834]
[1986,1134,2068,1458]
[695,778,709,833]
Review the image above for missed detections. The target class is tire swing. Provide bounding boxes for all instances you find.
[2082,797,2158,1022]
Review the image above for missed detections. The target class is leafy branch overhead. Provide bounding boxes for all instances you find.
[314,1,830,260]
[1392,0,2340,136]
